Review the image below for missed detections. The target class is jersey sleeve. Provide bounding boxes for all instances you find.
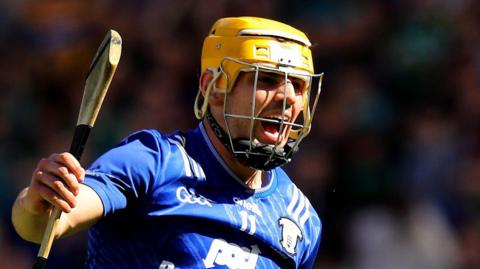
[300,232,321,268]
[82,129,165,216]
[300,216,322,269]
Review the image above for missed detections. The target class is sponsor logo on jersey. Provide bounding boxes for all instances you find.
[203,238,260,269]
[233,197,262,216]
[278,217,303,256]
[176,186,212,207]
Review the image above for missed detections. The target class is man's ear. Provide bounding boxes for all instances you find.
[199,70,223,106]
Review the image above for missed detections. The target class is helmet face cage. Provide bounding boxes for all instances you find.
[220,57,323,167]
[195,16,324,169]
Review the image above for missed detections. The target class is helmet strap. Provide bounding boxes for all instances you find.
[194,69,223,120]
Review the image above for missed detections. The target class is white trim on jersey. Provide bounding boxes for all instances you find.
[292,192,306,221]
[286,186,299,215]
[286,186,311,226]
[299,199,311,226]
[168,137,193,177]
[168,136,206,180]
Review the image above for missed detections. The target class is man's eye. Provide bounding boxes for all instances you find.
[291,80,305,95]
[257,75,277,86]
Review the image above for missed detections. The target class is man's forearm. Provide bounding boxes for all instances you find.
[12,184,104,244]
[11,188,54,244]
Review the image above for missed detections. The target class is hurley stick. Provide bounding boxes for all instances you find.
[32,29,122,269]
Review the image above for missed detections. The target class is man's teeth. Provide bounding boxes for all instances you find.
[265,117,288,123]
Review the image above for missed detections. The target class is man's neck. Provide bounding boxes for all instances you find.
[202,119,265,189]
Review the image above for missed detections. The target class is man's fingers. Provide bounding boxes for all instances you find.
[28,152,86,214]
[36,183,73,213]
[50,152,85,181]
[38,159,82,195]
[35,171,77,209]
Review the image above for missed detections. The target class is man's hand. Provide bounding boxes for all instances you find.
[12,152,102,244]
[26,152,86,215]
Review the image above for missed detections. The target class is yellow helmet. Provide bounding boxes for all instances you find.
[201,16,314,92]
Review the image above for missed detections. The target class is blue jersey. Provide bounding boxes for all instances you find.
[83,123,321,269]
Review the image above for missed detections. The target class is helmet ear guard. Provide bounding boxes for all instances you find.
[196,17,324,170]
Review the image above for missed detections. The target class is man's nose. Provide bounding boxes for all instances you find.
[274,80,297,107]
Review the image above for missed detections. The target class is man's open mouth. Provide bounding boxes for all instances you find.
[260,117,289,135]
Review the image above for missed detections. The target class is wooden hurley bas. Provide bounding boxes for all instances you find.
[32,29,122,269]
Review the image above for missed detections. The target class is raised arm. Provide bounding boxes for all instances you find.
[11,152,103,243]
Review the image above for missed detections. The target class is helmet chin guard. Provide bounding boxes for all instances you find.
[202,59,323,170]
[206,110,298,170]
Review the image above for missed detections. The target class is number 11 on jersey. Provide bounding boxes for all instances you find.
[239,210,256,235]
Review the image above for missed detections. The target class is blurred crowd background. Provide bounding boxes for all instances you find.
[1,0,479,268]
